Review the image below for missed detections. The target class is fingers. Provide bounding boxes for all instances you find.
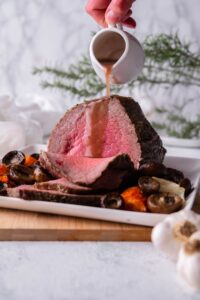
[122,9,132,20]
[85,0,111,27]
[122,17,136,28]
[85,0,136,28]
[105,0,136,26]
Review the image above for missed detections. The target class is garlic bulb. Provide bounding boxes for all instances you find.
[177,230,200,290]
[152,210,200,260]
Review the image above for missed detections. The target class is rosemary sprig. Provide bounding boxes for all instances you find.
[152,102,200,139]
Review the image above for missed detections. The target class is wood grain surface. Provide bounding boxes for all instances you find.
[0,195,199,241]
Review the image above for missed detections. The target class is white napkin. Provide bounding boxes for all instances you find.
[0,121,26,157]
[0,94,63,156]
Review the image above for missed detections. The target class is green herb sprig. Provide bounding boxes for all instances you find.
[152,101,200,139]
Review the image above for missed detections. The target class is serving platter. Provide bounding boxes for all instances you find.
[0,144,199,227]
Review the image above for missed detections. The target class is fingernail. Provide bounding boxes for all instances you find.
[106,10,120,23]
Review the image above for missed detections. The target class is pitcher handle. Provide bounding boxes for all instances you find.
[108,23,123,30]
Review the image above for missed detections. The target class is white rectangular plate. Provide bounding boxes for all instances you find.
[0,144,199,226]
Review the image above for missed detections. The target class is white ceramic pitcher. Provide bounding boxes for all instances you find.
[89,24,145,84]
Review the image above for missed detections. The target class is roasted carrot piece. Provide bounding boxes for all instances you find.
[0,175,9,183]
[24,156,37,166]
[121,186,147,212]
[0,164,8,175]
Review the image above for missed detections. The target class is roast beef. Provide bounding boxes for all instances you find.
[40,152,134,190]
[35,178,94,194]
[7,185,123,209]
[48,95,166,168]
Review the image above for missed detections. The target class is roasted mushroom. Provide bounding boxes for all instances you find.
[9,165,35,184]
[138,176,160,195]
[101,193,124,209]
[139,162,167,177]
[147,192,184,214]
[2,151,25,166]
[0,182,7,196]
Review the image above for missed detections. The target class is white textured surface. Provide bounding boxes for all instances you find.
[0,242,199,300]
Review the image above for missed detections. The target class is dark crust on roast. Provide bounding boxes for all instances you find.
[40,152,135,191]
[7,187,114,207]
[48,95,166,165]
[86,153,135,190]
[115,95,166,165]
[34,179,95,195]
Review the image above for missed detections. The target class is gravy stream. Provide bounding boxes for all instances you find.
[85,60,116,157]
[85,100,108,157]
[100,59,117,97]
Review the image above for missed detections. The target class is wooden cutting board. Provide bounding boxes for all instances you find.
[0,196,199,241]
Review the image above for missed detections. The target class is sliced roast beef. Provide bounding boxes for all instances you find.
[48,95,166,168]
[35,178,94,194]
[7,185,123,209]
[40,152,134,190]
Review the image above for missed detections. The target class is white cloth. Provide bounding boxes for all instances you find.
[0,94,62,156]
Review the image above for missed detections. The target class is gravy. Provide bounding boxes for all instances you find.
[100,59,117,97]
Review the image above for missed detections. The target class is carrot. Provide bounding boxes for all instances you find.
[0,164,8,176]
[0,175,9,183]
[121,186,147,212]
[24,156,37,166]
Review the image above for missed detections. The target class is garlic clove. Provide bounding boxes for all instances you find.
[177,231,200,290]
[152,220,181,260]
[152,210,200,261]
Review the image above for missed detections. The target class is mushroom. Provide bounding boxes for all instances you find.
[151,210,200,260]
[0,182,7,196]
[177,230,200,290]
[9,164,35,184]
[138,176,160,195]
[2,150,25,166]
[139,162,167,177]
[101,193,124,209]
[147,192,184,214]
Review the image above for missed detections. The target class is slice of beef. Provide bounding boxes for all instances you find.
[7,185,123,209]
[48,95,166,168]
[40,152,134,190]
[35,178,94,194]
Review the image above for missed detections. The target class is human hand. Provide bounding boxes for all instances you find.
[86,0,136,28]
